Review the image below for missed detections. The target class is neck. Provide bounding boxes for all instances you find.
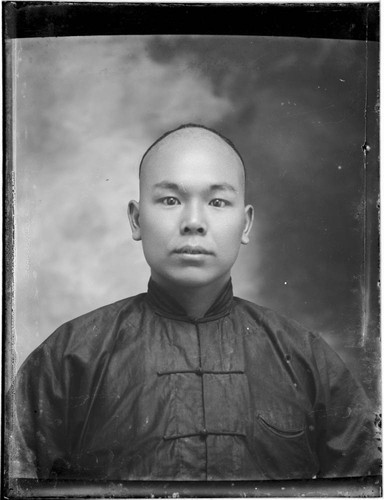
[151,274,230,319]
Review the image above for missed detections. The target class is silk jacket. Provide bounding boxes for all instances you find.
[7,280,380,480]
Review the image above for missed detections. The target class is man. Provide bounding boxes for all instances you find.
[7,124,380,480]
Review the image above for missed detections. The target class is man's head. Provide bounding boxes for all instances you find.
[128,124,254,290]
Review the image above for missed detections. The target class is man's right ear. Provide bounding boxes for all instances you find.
[128,200,141,241]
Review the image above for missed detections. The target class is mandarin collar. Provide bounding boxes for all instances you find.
[146,278,233,323]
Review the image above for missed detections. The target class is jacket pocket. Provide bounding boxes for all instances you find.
[257,413,305,439]
[252,410,318,480]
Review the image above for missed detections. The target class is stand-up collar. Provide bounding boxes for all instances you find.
[146,278,233,323]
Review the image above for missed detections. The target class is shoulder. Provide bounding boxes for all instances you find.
[232,296,321,353]
[231,297,360,391]
[232,296,312,335]
[61,293,146,331]
[20,293,148,369]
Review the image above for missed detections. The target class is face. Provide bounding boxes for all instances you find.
[128,130,254,291]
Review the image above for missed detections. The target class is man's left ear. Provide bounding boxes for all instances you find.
[241,205,254,245]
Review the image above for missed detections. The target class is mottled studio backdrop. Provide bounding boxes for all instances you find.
[12,35,379,402]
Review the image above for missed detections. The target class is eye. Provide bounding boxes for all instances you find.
[209,199,227,208]
[161,197,180,206]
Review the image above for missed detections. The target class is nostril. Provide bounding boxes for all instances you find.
[181,221,206,234]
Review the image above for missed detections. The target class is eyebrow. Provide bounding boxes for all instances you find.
[152,181,238,193]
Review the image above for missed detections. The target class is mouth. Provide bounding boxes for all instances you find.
[174,246,212,255]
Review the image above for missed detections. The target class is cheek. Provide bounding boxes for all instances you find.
[220,239,243,259]
[140,213,173,246]
[216,214,245,238]
[214,220,245,256]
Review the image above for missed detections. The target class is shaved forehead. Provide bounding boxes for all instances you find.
[139,124,246,180]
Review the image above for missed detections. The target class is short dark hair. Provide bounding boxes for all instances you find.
[139,123,246,179]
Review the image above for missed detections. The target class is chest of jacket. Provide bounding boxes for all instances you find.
[65,312,319,480]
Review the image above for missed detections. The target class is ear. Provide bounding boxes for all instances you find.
[241,204,254,245]
[128,200,141,241]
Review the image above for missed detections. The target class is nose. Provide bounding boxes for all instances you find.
[180,203,207,235]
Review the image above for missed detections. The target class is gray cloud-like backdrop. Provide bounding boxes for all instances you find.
[12,35,379,402]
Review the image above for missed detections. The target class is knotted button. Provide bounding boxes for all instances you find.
[195,367,203,376]
[200,428,208,439]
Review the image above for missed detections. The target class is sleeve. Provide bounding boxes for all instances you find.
[311,335,381,478]
[6,339,69,479]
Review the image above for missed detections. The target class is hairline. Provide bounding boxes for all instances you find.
[139,124,246,180]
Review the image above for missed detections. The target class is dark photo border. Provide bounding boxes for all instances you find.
[2,2,381,498]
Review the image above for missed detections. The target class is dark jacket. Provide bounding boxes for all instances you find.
[7,280,380,480]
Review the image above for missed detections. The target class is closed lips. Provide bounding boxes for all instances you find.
[175,247,211,255]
